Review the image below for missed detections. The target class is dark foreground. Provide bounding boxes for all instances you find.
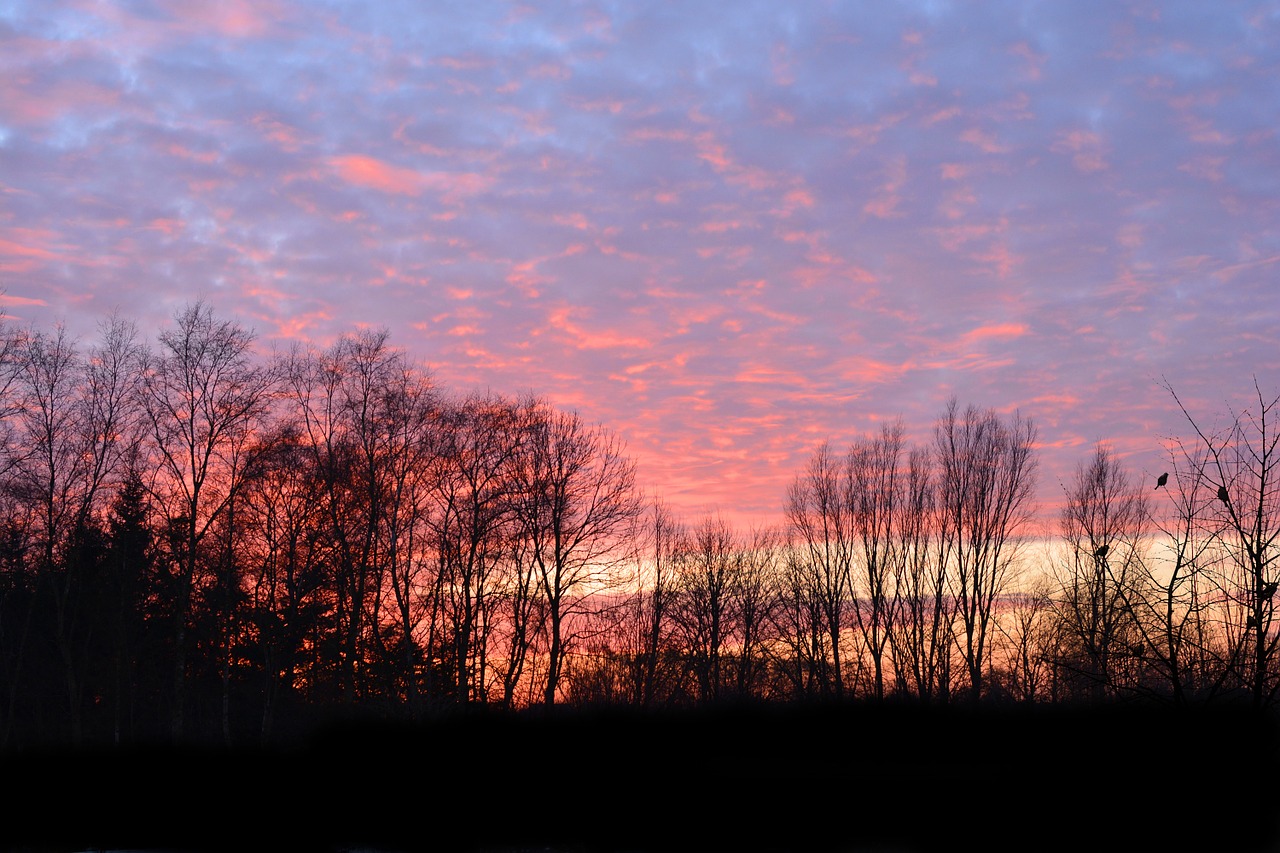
[4,699,1279,853]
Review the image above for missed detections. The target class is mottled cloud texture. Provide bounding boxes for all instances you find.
[2,1,1277,528]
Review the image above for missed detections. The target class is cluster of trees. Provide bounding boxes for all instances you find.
[0,303,1277,750]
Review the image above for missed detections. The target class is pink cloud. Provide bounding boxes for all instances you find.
[569,96,625,114]
[835,356,912,384]
[554,213,592,230]
[971,243,1020,278]
[1178,155,1226,182]
[1053,130,1108,173]
[329,155,422,194]
[0,294,49,308]
[960,127,1009,154]
[548,306,653,351]
[770,42,796,87]
[252,114,304,152]
[1213,254,1280,281]
[690,126,780,190]
[158,0,281,38]
[628,128,691,143]
[0,77,121,126]
[697,220,743,234]
[433,55,491,71]
[932,223,994,252]
[925,107,962,126]
[863,155,906,218]
[772,188,814,218]
[261,310,334,342]
[961,323,1029,344]
[939,185,977,220]
[0,228,76,272]
[1009,42,1045,81]
[328,155,489,200]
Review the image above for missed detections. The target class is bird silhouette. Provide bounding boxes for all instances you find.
[1093,543,1109,559]
[1156,472,1168,489]
[1129,643,1144,658]
[1218,485,1230,504]
[1262,581,1277,600]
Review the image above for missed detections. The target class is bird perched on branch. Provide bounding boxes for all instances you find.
[1093,543,1109,559]
[1156,472,1168,489]
[1218,485,1230,504]
[1262,581,1277,601]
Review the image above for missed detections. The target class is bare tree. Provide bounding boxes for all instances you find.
[424,391,523,706]
[769,543,836,700]
[889,444,953,702]
[283,330,406,704]
[491,396,552,710]
[672,514,741,703]
[10,317,144,741]
[375,360,438,712]
[138,302,274,739]
[995,576,1061,702]
[1134,447,1220,704]
[785,441,854,698]
[733,523,782,700]
[1163,378,1280,707]
[933,399,1038,702]
[239,426,334,742]
[615,497,684,708]
[511,403,641,705]
[1051,442,1149,700]
[847,421,906,700]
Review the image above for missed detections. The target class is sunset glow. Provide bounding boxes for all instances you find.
[2,1,1276,530]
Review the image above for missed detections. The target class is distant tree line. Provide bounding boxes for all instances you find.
[0,302,1277,749]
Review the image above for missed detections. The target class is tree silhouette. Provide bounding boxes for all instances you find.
[1163,377,1280,708]
[785,441,854,698]
[138,302,275,740]
[1051,443,1148,700]
[933,398,1038,702]
[511,404,641,705]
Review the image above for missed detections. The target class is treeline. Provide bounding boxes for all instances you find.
[1,302,1278,750]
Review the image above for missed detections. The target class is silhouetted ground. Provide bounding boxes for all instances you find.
[4,699,1279,853]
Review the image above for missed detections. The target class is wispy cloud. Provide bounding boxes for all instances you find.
[0,0,1275,529]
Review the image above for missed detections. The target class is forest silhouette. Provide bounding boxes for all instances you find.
[2,303,1278,852]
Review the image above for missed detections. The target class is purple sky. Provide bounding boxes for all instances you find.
[2,1,1277,532]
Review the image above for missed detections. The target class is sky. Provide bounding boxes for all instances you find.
[1,1,1278,534]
